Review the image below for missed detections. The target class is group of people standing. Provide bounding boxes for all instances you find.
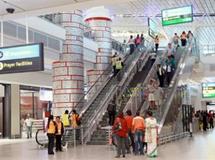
[46,109,81,155]
[195,110,214,131]
[112,110,158,158]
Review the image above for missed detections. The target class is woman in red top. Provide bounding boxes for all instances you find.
[112,112,128,158]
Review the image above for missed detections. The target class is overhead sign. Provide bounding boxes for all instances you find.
[0,43,44,74]
[148,18,160,39]
[202,83,215,98]
[162,5,193,26]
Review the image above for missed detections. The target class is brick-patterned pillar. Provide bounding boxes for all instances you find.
[52,10,84,116]
[85,7,112,86]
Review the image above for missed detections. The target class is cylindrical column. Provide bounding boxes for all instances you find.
[85,7,112,85]
[52,10,84,116]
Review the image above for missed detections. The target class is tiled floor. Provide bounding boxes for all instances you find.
[0,130,215,160]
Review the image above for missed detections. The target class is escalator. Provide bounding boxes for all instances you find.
[87,52,159,145]
[62,42,153,145]
[139,41,196,135]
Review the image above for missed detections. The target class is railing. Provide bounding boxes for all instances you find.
[199,44,215,56]
[159,132,189,145]
[35,126,84,148]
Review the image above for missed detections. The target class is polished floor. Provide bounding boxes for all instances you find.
[0,130,215,160]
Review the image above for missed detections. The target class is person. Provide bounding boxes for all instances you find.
[135,34,142,47]
[107,100,116,126]
[124,110,134,153]
[122,40,127,54]
[112,112,128,158]
[70,109,80,128]
[208,111,214,129]
[180,31,187,47]
[25,114,33,139]
[147,79,156,109]
[141,34,145,45]
[157,64,165,87]
[203,111,208,131]
[112,52,118,76]
[173,33,179,49]
[145,110,158,158]
[55,116,64,152]
[115,57,124,80]
[132,112,145,155]
[62,110,70,127]
[128,35,135,54]
[150,52,156,67]
[47,115,57,155]
[165,56,174,86]
[154,35,159,53]
[166,43,174,56]
[187,30,193,43]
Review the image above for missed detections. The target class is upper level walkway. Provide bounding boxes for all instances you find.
[0,130,214,160]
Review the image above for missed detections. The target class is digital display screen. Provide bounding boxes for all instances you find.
[202,83,215,98]
[148,18,159,38]
[162,5,193,26]
[0,43,44,74]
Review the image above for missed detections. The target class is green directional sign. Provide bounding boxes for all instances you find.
[162,6,193,26]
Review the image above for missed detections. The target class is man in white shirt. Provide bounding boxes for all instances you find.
[25,114,33,139]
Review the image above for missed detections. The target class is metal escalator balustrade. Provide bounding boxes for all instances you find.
[82,41,153,144]
[158,39,196,134]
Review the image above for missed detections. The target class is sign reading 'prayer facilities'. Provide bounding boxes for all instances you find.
[0,43,44,74]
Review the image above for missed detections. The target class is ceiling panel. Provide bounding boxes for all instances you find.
[0,0,91,15]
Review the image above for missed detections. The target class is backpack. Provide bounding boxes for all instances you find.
[76,114,81,126]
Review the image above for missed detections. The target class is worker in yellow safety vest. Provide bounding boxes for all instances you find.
[62,110,70,127]
[47,115,57,155]
[112,52,118,76]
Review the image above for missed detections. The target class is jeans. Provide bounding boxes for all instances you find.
[47,134,55,154]
[56,135,62,151]
[26,126,32,138]
[134,130,144,155]
[116,135,126,157]
[125,131,134,152]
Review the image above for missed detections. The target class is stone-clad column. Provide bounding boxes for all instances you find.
[52,10,84,116]
[85,7,112,86]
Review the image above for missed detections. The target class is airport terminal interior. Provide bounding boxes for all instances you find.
[0,0,215,159]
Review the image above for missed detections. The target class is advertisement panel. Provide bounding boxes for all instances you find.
[0,43,44,74]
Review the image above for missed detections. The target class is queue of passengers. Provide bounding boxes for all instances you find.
[46,109,81,155]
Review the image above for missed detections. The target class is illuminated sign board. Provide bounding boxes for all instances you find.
[0,43,44,74]
[202,83,215,98]
[162,5,193,26]
[148,18,159,38]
